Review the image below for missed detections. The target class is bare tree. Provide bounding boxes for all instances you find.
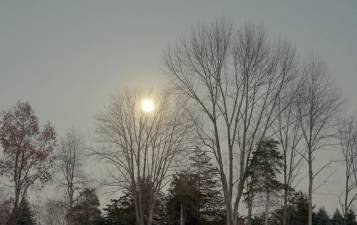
[95,88,192,225]
[296,56,343,225]
[57,128,87,225]
[164,21,297,225]
[274,80,304,225]
[338,116,357,225]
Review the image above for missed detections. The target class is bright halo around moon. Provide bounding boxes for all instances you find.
[141,99,154,113]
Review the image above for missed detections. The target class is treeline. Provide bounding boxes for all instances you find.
[1,139,355,225]
[2,138,355,225]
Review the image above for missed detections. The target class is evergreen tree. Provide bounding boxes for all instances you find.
[167,171,199,225]
[136,178,168,225]
[15,199,36,225]
[69,188,103,225]
[270,191,309,225]
[8,198,36,225]
[167,148,224,225]
[346,210,357,225]
[313,208,331,225]
[331,209,343,225]
[293,192,310,225]
[103,193,135,225]
[251,215,264,225]
[104,190,167,225]
[189,148,225,225]
[246,139,283,225]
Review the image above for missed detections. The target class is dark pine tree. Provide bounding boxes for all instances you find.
[245,139,283,225]
[103,189,167,225]
[293,192,309,225]
[270,190,309,225]
[69,188,104,225]
[331,209,343,225]
[103,193,136,225]
[346,210,357,225]
[167,171,199,225]
[189,147,225,225]
[313,208,331,225]
[14,199,36,225]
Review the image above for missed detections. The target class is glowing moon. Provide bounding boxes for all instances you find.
[141,99,154,113]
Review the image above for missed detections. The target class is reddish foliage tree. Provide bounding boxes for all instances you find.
[0,102,56,225]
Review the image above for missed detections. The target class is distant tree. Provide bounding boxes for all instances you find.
[313,208,331,225]
[331,209,343,225]
[57,128,87,224]
[69,188,103,225]
[246,139,283,225]
[0,102,57,225]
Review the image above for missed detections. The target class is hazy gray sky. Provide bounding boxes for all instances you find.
[1,0,356,212]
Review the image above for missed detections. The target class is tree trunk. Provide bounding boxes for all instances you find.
[308,158,313,225]
[68,188,73,225]
[226,203,232,225]
[220,175,233,225]
[265,191,270,225]
[247,192,253,225]
[283,186,288,225]
[233,181,246,225]
[147,204,154,225]
[344,178,348,225]
[134,191,144,225]
[180,203,185,225]
[12,187,20,225]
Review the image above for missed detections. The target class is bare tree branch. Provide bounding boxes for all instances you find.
[296,55,343,225]
[94,88,193,225]
[164,21,297,225]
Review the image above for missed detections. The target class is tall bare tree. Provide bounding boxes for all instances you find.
[338,116,357,225]
[296,56,343,225]
[57,128,87,225]
[274,79,304,225]
[164,21,297,225]
[95,89,192,225]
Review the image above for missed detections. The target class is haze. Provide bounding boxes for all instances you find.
[0,0,356,215]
